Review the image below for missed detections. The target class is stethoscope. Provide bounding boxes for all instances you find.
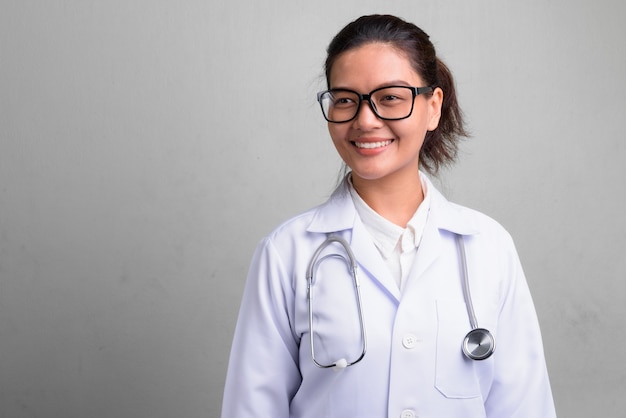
[305,234,495,369]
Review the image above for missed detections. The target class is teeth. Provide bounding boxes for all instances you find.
[354,140,392,149]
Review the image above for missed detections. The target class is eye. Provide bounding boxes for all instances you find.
[336,97,354,104]
[377,94,406,108]
[380,94,400,102]
[332,95,357,108]
[375,87,413,108]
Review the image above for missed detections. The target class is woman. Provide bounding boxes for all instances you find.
[222,14,556,417]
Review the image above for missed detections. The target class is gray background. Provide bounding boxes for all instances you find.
[1,0,624,417]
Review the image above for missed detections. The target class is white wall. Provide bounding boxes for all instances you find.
[1,1,624,417]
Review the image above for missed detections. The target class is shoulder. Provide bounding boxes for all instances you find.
[265,206,320,244]
[430,183,510,232]
[263,179,355,246]
[452,201,513,239]
[428,184,517,253]
[422,173,510,240]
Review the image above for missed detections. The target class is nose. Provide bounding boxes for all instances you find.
[353,99,383,129]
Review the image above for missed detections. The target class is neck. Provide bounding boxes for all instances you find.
[352,171,424,228]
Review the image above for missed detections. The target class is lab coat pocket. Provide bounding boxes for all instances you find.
[434,299,481,399]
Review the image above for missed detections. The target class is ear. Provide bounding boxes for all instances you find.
[426,87,443,131]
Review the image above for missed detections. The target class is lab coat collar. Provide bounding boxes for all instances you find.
[306,173,480,301]
[306,178,357,234]
[306,177,399,298]
[306,173,480,237]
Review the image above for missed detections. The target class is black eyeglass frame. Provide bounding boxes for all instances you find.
[316,85,434,123]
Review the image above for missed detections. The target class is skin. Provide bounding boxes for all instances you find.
[328,42,443,227]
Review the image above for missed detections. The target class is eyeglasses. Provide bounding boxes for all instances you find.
[317,85,434,123]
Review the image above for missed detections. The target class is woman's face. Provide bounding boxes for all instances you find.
[327,43,443,184]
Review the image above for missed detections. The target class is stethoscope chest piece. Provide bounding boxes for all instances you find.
[462,328,495,360]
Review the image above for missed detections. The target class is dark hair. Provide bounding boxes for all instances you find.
[325,14,469,174]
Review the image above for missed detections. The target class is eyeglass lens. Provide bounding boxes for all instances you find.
[319,87,415,122]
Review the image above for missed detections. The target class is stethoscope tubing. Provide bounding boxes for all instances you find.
[456,234,496,360]
[306,235,367,368]
[306,233,495,368]
[456,234,479,330]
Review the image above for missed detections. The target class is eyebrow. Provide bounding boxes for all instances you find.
[330,80,415,91]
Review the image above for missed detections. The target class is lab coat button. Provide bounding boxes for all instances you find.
[400,409,415,418]
[402,333,418,349]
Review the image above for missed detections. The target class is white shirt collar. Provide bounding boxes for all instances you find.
[348,173,431,259]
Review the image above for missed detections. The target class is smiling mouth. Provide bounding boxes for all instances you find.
[353,140,393,149]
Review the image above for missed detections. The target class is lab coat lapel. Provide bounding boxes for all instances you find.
[404,215,442,290]
[306,178,401,302]
[350,219,402,302]
[403,181,480,292]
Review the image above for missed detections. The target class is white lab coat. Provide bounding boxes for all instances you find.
[222,175,556,418]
